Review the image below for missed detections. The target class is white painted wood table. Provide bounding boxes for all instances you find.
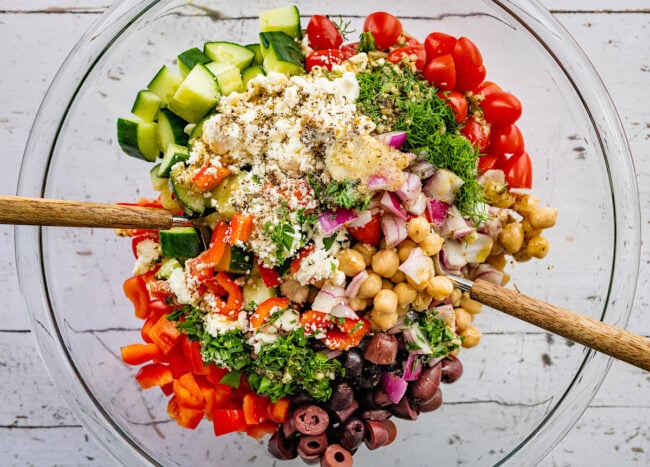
[0,1,648,465]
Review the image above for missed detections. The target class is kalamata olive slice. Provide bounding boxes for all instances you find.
[441,355,464,383]
[329,382,354,411]
[419,387,443,412]
[298,433,329,463]
[364,419,389,450]
[382,418,398,445]
[333,399,359,424]
[364,333,398,365]
[345,349,364,378]
[373,388,394,407]
[268,429,298,460]
[294,405,330,436]
[320,444,353,467]
[360,409,391,421]
[282,415,297,438]
[408,363,442,403]
[337,417,366,451]
[389,395,419,420]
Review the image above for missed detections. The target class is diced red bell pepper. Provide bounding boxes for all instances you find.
[242,393,270,425]
[347,212,381,246]
[123,275,150,319]
[181,335,210,375]
[192,162,231,191]
[212,409,246,436]
[245,421,279,440]
[168,396,203,429]
[229,213,254,245]
[250,297,290,330]
[300,310,334,335]
[174,373,205,410]
[289,244,315,275]
[148,314,182,354]
[121,342,161,365]
[233,373,252,403]
[141,300,174,343]
[213,271,243,315]
[267,398,291,424]
[213,383,236,409]
[257,262,281,287]
[206,364,230,386]
[159,343,192,379]
[161,382,174,396]
[135,363,173,389]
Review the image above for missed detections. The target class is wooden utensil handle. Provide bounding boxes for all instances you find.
[471,279,650,371]
[0,195,174,230]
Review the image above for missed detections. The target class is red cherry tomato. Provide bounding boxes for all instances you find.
[437,90,468,123]
[488,124,524,156]
[472,80,502,97]
[481,91,523,127]
[402,32,421,46]
[477,154,502,174]
[347,213,381,246]
[496,151,533,189]
[451,36,483,71]
[305,49,343,72]
[340,44,358,60]
[387,45,426,70]
[363,12,403,50]
[306,15,343,50]
[424,32,457,61]
[454,63,486,92]
[423,54,456,90]
[460,117,490,152]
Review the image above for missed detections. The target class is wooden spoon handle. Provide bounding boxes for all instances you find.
[470,279,650,371]
[0,195,175,230]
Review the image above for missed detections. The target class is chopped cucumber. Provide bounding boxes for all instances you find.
[117,117,159,162]
[167,63,220,123]
[156,108,188,152]
[204,41,255,71]
[209,172,244,220]
[159,227,202,259]
[259,5,302,40]
[170,166,206,217]
[205,61,244,96]
[246,43,264,66]
[258,31,305,76]
[155,257,183,279]
[242,65,266,88]
[243,275,277,309]
[131,90,162,122]
[147,65,182,106]
[158,143,190,177]
[189,115,210,142]
[218,245,254,274]
[177,47,212,76]
[150,164,168,191]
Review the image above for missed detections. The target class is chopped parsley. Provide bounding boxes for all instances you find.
[416,308,462,359]
[308,176,371,211]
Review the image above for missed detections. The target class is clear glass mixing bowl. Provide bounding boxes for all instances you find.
[16,1,640,465]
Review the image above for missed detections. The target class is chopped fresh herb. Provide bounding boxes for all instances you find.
[297,208,318,227]
[333,15,355,41]
[201,329,252,371]
[416,309,462,359]
[322,234,338,251]
[219,370,242,388]
[358,31,376,52]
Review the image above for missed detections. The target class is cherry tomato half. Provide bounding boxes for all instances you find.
[363,12,403,50]
[305,49,343,72]
[437,90,468,123]
[481,91,523,128]
[423,54,456,90]
[488,124,525,156]
[460,117,490,153]
[472,80,502,97]
[387,45,426,70]
[496,151,533,189]
[306,15,343,50]
[477,154,502,174]
[454,63,486,92]
[424,31,456,61]
[451,36,483,72]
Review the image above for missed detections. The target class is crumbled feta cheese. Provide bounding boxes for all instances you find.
[294,248,338,286]
[131,239,161,275]
[204,312,242,337]
[168,268,196,305]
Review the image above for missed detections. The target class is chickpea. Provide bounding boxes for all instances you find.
[280,279,309,304]
[396,304,410,317]
[390,270,406,283]
[425,275,454,301]
[407,216,431,243]
[420,232,444,256]
[412,290,432,312]
[454,307,474,332]
[369,308,398,331]
[525,235,550,259]
[529,206,558,229]
[513,250,531,262]
[381,279,394,290]
[348,296,368,312]
[486,253,507,271]
[337,249,366,276]
[512,193,539,217]
[461,325,482,348]
[460,292,482,315]
[489,239,504,256]
[521,217,543,240]
[406,267,432,291]
[353,243,376,266]
[357,271,382,299]
[394,282,417,306]
[371,249,400,278]
[450,287,463,306]
[397,239,417,262]
[499,222,524,254]
[374,289,398,315]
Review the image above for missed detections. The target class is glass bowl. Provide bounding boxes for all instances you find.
[17,0,640,465]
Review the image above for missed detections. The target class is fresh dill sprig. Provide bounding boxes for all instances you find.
[332,15,355,41]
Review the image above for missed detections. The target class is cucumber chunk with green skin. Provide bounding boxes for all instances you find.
[189,115,211,142]
[170,166,205,217]
[259,5,302,40]
[243,275,277,309]
[246,43,264,66]
[177,47,212,76]
[158,143,190,177]
[258,31,301,58]
[131,90,162,122]
[159,227,202,259]
[263,41,305,76]
[205,61,244,96]
[208,172,244,219]
[168,63,220,123]
[224,246,254,274]
[147,65,182,106]
[117,118,159,162]
[156,108,188,152]
[204,41,255,71]
[150,164,168,191]
[155,257,182,279]
[242,65,266,88]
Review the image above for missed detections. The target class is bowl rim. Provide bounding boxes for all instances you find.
[15,0,641,465]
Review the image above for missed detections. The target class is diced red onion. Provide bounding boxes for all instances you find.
[402,322,433,355]
[347,209,373,228]
[396,173,422,202]
[473,263,505,285]
[368,193,383,209]
[330,304,359,319]
[381,213,408,249]
[477,208,503,237]
[408,160,436,179]
[425,198,449,225]
[320,349,343,360]
[435,304,455,322]
[463,233,494,263]
[439,240,467,272]
[405,192,427,216]
[427,356,445,367]
[398,247,433,286]
[380,372,408,404]
[452,222,476,240]
[367,175,392,192]
[439,205,473,239]
[311,283,346,313]
[345,270,369,298]
[478,168,506,185]
[402,353,423,381]
[423,169,464,204]
[380,191,408,220]
[318,208,357,236]
[376,131,408,149]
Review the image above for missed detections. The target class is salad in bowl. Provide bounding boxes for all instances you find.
[115,6,556,465]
